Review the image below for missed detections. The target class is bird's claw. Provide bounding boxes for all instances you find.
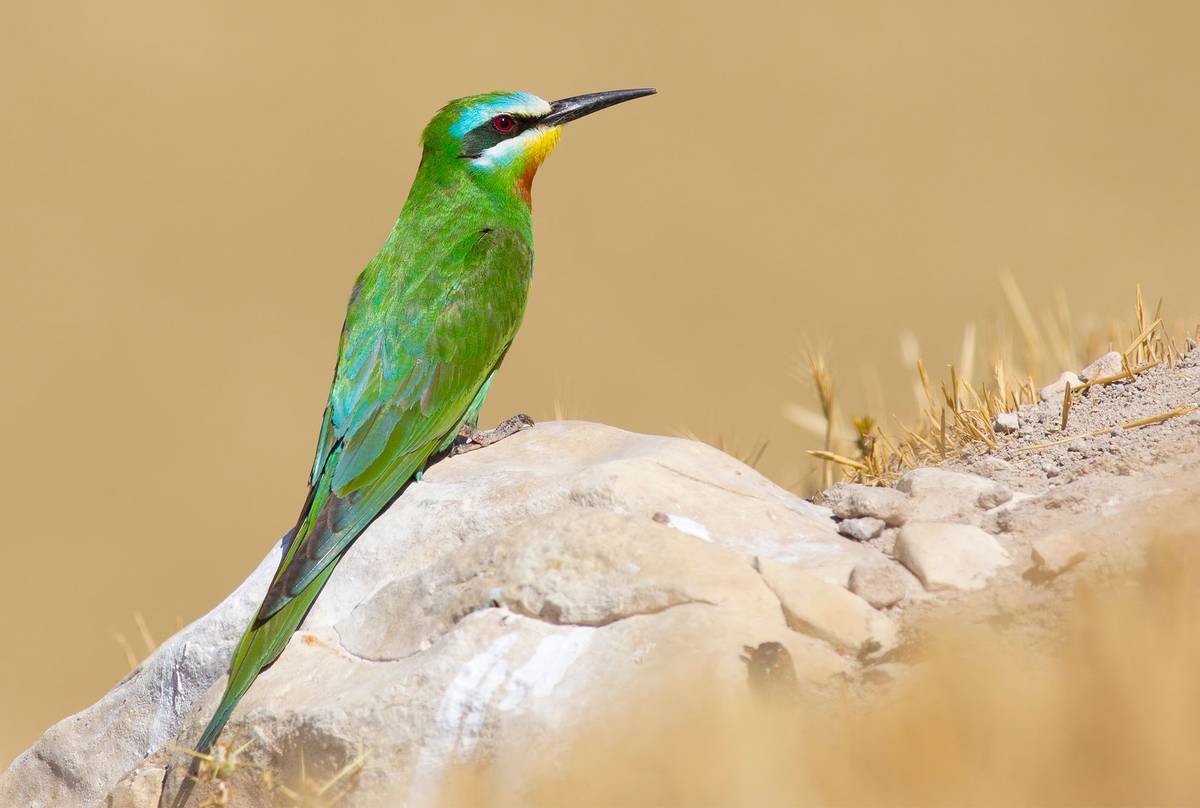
[450,413,535,456]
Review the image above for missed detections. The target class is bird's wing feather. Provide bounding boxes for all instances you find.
[178,223,534,808]
[183,225,532,788]
[259,225,532,618]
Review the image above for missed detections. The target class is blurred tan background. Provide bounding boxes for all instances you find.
[2,0,1199,764]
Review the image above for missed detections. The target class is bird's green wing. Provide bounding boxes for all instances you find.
[264,225,532,616]
[190,226,532,759]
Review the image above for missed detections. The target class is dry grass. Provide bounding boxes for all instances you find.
[435,520,1200,808]
[111,611,158,671]
[787,281,1193,490]
[172,739,366,807]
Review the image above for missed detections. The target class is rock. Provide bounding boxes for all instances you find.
[2,421,878,808]
[742,641,799,702]
[1039,371,1082,402]
[895,522,1011,591]
[106,766,166,808]
[1031,531,1087,575]
[848,562,916,609]
[895,467,1012,522]
[756,558,897,656]
[838,516,885,541]
[970,456,1012,476]
[993,412,1019,433]
[1079,350,1124,382]
[336,507,783,655]
[828,484,910,526]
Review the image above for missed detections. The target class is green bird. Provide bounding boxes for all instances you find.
[182,87,655,776]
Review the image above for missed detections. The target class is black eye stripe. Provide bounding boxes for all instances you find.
[459,114,535,159]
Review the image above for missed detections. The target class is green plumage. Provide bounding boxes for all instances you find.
[190,94,538,761]
[179,89,653,801]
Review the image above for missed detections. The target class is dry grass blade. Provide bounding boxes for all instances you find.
[804,351,837,489]
[1124,317,1162,362]
[1000,273,1045,368]
[1018,405,1199,452]
[111,612,160,669]
[806,450,869,472]
[111,631,140,670]
[1060,381,1073,432]
[916,359,933,411]
[134,612,156,656]
[900,422,937,453]
[1072,358,1158,396]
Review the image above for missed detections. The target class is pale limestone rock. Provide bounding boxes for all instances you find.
[896,467,1012,522]
[897,467,1012,509]
[838,516,885,541]
[828,484,910,526]
[1031,531,1087,575]
[848,562,916,609]
[2,421,876,808]
[1079,350,1124,382]
[756,558,897,656]
[895,522,1011,591]
[1039,371,1082,402]
[335,507,782,658]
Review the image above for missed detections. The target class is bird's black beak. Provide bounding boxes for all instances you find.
[540,88,656,127]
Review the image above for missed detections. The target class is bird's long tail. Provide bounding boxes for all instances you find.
[201,563,338,751]
[172,541,340,806]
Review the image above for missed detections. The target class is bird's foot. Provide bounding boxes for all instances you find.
[450,413,535,456]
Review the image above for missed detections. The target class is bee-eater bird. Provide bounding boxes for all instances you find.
[181,87,655,779]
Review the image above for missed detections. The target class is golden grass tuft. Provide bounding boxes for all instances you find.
[787,282,1192,490]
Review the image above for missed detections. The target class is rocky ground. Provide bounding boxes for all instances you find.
[2,347,1197,808]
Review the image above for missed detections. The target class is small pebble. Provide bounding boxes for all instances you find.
[1079,351,1123,382]
[838,516,886,542]
[993,412,1019,433]
[1039,371,1082,402]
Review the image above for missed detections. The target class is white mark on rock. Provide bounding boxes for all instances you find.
[457,648,511,753]
[409,631,517,808]
[664,514,711,541]
[498,628,594,712]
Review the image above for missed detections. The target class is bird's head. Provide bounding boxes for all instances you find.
[421,88,655,205]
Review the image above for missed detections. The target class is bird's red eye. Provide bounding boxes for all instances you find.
[492,114,517,134]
